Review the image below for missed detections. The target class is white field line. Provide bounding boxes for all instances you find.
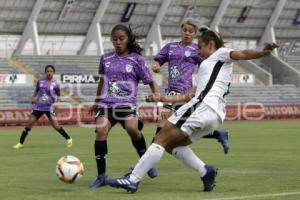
[204,191,300,200]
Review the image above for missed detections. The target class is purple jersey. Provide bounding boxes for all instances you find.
[98,52,153,108]
[154,42,202,94]
[33,76,60,112]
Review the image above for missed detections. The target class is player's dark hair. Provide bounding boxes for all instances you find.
[111,24,143,55]
[198,26,224,49]
[45,65,55,73]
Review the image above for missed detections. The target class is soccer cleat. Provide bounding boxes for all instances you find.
[125,164,158,179]
[66,138,72,148]
[217,129,229,154]
[88,174,107,189]
[106,176,140,193]
[201,165,218,192]
[147,167,158,178]
[13,143,24,149]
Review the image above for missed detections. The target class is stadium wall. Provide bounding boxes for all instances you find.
[1,104,300,126]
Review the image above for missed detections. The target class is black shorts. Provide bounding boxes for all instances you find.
[162,91,184,112]
[31,110,55,120]
[95,107,137,128]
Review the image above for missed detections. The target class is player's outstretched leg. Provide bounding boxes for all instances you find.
[216,129,229,154]
[13,127,31,149]
[107,175,140,193]
[203,129,229,154]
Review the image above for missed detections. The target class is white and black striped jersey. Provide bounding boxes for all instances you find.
[194,47,234,121]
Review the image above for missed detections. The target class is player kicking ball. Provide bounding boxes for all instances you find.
[106,26,279,193]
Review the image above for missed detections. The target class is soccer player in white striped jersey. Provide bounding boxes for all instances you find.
[107,26,279,193]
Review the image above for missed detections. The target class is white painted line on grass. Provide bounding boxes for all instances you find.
[205,191,300,200]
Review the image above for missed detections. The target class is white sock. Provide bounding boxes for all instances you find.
[172,146,207,177]
[129,143,165,183]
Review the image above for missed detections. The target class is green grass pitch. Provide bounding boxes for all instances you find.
[1,120,300,200]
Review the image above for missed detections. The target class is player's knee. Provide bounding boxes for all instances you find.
[52,125,61,131]
[153,135,168,148]
[164,145,173,154]
[126,126,136,133]
[95,129,108,140]
[157,119,167,128]
[25,127,32,132]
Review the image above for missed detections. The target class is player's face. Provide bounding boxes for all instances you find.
[198,38,215,59]
[180,24,196,45]
[45,67,54,80]
[111,30,129,56]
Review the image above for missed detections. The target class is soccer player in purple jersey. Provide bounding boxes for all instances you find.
[107,27,279,193]
[151,19,229,154]
[13,65,72,149]
[88,24,159,189]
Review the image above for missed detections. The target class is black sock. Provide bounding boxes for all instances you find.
[95,140,107,175]
[20,127,31,144]
[151,127,162,143]
[56,127,70,139]
[203,130,219,139]
[131,135,147,157]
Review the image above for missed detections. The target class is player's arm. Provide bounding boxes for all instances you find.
[149,80,159,95]
[231,42,279,60]
[151,62,161,73]
[147,87,196,103]
[52,84,61,113]
[94,76,104,102]
[31,81,39,104]
[152,44,169,73]
[91,76,104,114]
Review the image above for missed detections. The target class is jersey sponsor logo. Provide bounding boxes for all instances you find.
[170,66,181,80]
[108,81,128,97]
[125,64,133,73]
[105,62,111,68]
[39,93,50,103]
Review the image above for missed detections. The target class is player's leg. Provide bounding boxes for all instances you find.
[110,103,219,192]
[168,103,220,191]
[136,111,144,131]
[152,107,173,142]
[107,121,186,192]
[123,115,146,157]
[203,129,229,154]
[48,112,72,147]
[170,142,217,192]
[89,108,114,189]
[13,111,39,149]
[123,114,157,178]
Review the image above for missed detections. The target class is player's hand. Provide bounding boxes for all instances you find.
[262,42,279,55]
[31,98,36,105]
[146,93,161,102]
[151,63,160,73]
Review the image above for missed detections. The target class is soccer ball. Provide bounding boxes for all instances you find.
[55,155,84,184]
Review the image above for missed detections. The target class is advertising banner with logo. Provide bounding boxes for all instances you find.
[61,74,100,84]
[0,74,31,85]
[1,104,299,125]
